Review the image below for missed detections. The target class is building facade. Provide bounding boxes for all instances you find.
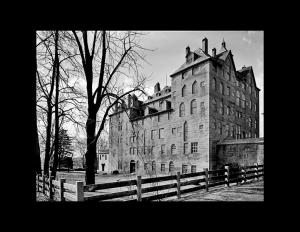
[109,37,260,175]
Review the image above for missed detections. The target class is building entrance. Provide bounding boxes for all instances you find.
[130,160,135,173]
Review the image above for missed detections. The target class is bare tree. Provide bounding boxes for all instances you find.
[69,31,154,184]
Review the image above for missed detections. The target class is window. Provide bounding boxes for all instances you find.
[118,122,122,131]
[242,82,245,89]
[220,82,224,95]
[201,102,204,108]
[144,163,148,170]
[183,121,188,142]
[136,161,139,170]
[182,71,187,79]
[255,119,257,129]
[212,118,216,130]
[191,142,198,153]
[212,99,217,112]
[182,165,188,174]
[172,128,176,134]
[242,94,245,108]
[158,114,162,122]
[171,144,176,155]
[201,81,205,87]
[236,91,240,106]
[218,122,222,134]
[168,112,171,120]
[151,146,155,155]
[191,99,197,114]
[169,162,174,172]
[191,165,196,173]
[249,131,252,138]
[232,91,235,97]
[161,144,165,155]
[250,100,252,109]
[227,106,230,115]
[192,81,197,94]
[249,117,252,127]
[255,89,257,97]
[231,125,235,137]
[159,128,164,139]
[249,85,252,94]
[137,147,141,155]
[177,126,182,133]
[226,86,230,96]
[242,132,246,139]
[161,164,165,172]
[99,155,101,160]
[255,103,257,112]
[212,78,216,91]
[226,124,230,136]
[219,101,224,115]
[184,143,188,154]
[199,125,203,130]
[179,103,185,117]
[151,129,156,140]
[133,148,136,155]
[152,161,156,171]
[129,147,132,155]
[182,85,186,97]
[222,69,224,77]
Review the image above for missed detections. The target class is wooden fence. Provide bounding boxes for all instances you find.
[36,163,263,202]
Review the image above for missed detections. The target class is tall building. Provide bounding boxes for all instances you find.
[108,37,260,174]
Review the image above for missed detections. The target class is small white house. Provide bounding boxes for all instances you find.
[98,149,109,172]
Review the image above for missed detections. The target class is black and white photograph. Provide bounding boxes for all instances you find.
[36,31,264,202]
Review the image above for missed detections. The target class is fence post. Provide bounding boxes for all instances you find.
[76,181,84,201]
[49,176,53,199]
[204,168,209,192]
[136,175,142,202]
[42,175,45,194]
[255,163,258,181]
[225,166,230,187]
[176,172,181,199]
[59,178,66,201]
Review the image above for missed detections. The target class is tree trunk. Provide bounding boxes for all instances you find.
[36,121,42,174]
[51,30,59,179]
[85,114,97,185]
[43,107,52,176]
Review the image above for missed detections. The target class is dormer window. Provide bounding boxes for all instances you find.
[156,93,161,97]
[187,53,193,64]
[148,96,153,100]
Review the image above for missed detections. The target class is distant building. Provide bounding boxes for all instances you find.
[98,149,109,172]
[109,37,260,175]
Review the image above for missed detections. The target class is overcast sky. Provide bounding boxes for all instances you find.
[133,31,264,137]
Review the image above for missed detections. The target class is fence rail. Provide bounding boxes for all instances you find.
[36,163,263,202]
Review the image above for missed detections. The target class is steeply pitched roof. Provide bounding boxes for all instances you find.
[218,46,228,55]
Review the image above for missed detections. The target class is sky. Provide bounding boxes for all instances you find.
[130,31,264,137]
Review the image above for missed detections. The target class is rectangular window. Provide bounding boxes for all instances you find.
[242,82,245,89]
[191,165,196,173]
[226,86,230,96]
[191,142,198,153]
[227,106,230,115]
[199,125,203,130]
[177,126,182,133]
[144,163,148,170]
[151,130,156,140]
[133,148,136,155]
[159,128,164,139]
[99,155,101,160]
[172,128,176,134]
[182,165,188,174]
[161,164,165,172]
[158,114,162,122]
[105,155,107,160]
[161,144,165,155]
[201,102,204,108]
[201,81,205,87]
[184,143,188,154]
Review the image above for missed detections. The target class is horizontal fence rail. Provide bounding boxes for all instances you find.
[36,163,263,202]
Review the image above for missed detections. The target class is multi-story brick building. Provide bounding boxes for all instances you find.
[108,37,260,174]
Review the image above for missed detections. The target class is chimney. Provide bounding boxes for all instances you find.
[154,82,161,93]
[127,94,131,108]
[186,46,190,56]
[212,47,216,57]
[202,38,208,53]
[221,38,226,49]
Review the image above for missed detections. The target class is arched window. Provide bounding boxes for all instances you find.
[182,85,186,97]
[242,94,245,108]
[212,99,217,112]
[184,121,188,142]
[219,101,224,115]
[236,91,240,106]
[220,82,224,95]
[152,161,156,171]
[171,144,176,155]
[249,117,252,127]
[226,124,230,136]
[136,161,139,170]
[212,78,216,91]
[169,161,174,172]
[212,118,216,130]
[255,119,257,129]
[218,122,222,134]
[192,81,197,94]
[179,103,185,117]
[190,99,196,114]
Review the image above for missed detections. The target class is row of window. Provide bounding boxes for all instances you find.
[211,118,258,138]
[128,142,199,155]
[212,98,257,115]
[181,81,205,97]
[179,100,205,117]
